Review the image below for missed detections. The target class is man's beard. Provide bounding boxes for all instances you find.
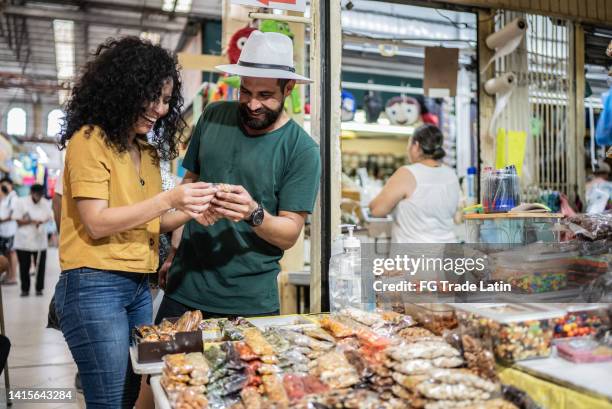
[239,101,284,131]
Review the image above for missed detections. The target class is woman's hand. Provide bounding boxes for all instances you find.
[162,182,217,217]
[193,207,222,226]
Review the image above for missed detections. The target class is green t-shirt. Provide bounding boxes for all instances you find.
[166,101,321,315]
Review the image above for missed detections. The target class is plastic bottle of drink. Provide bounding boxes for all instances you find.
[467,167,477,206]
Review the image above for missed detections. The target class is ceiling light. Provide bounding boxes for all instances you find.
[53,20,75,105]
[162,0,175,11]
[162,0,192,12]
[140,32,161,44]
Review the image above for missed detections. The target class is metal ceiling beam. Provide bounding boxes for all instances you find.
[2,5,186,32]
[22,0,220,20]
[0,71,69,93]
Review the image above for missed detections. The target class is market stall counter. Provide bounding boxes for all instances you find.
[136,303,611,408]
[141,308,550,409]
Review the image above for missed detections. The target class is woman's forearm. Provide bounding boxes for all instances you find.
[160,211,191,233]
[77,191,172,239]
[77,183,215,240]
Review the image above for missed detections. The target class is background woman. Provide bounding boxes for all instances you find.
[369,124,460,243]
[54,37,215,408]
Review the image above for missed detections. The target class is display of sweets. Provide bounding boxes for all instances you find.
[453,304,565,363]
[553,304,609,339]
[491,319,555,362]
[508,272,568,293]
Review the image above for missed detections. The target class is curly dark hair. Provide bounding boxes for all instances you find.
[59,36,186,161]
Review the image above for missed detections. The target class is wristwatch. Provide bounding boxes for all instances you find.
[246,202,264,227]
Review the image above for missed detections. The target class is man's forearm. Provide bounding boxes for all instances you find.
[252,210,302,250]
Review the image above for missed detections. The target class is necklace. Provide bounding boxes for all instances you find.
[129,143,145,187]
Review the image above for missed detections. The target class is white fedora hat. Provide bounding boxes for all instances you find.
[216,30,312,84]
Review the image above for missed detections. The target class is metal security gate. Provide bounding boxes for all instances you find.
[494,11,577,203]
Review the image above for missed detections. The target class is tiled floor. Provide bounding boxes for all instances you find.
[1,248,84,409]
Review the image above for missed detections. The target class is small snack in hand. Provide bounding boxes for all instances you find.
[214,183,233,193]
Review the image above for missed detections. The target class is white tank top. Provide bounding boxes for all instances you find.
[391,163,460,243]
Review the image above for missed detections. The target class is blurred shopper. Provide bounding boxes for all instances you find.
[369,124,460,243]
[13,184,53,296]
[0,334,10,375]
[52,170,63,232]
[0,177,18,285]
[586,159,612,214]
[54,37,216,408]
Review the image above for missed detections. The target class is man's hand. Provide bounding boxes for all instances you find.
[211,185,258,223]
[192,207,222,226]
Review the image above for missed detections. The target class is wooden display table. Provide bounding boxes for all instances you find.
[464,212,564,219]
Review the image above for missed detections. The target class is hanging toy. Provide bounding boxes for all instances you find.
[228,26,257,65]
[260,20,302,114]
[415,94,439,126]
[385,96,420,126]
[363,89,383,123]
[260,20,293,39]
[341,90,356,122]
[210,82,229,102]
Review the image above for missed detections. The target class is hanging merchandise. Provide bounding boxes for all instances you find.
[415,95,439,126]
[595,89,612,146]
[260,20,293,38]
[481,17,528,74]
[384,96,420,126]
[210,81,230,102]
[363,89,383,123]
[495,128,527,177]
[341,90,356,122]
[228,26,257,65]
[485,72,517,140]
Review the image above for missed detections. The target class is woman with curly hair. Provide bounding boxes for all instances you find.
[53,37,216,407]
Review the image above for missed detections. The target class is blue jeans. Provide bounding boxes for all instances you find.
[54,268,152,409]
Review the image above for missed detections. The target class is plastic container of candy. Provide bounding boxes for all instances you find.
[507,272,568,293]
[453,303,565,363]
[551,303,610,340]
[403,303,458,335]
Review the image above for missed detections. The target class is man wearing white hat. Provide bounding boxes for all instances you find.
[156,31,321,318]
